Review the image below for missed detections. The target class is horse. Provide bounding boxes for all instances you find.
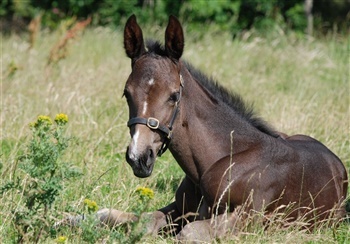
[89,15,347,241]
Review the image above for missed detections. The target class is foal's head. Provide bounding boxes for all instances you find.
[123,15,184,177]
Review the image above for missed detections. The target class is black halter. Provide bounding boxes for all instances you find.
[127,75,184,156]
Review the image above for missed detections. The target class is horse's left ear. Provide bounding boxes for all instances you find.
[165,15,184,60]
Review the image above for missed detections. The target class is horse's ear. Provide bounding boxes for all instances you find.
[165,15,184,60]
[124,14,146,59]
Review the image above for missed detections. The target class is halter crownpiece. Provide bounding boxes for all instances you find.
[127,74,184,156]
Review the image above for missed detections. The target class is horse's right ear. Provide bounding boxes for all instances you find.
[124,15,145,59]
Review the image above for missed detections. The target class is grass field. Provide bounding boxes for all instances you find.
[1,24,349,243]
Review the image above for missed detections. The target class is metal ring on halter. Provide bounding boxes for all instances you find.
[146,118,160,130]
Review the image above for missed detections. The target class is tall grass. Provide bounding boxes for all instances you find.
[1,25,349,243]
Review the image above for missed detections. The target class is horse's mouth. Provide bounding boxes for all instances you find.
[126,147,156,178]
[132,163,154,178]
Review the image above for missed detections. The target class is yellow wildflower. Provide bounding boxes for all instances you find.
[29,115,53,129]
[56,236,67,243]
[136,187,154,200]
[55,113,68,125]
[37,115,53,125]
[28,122,36,128]
[84,198,98,212]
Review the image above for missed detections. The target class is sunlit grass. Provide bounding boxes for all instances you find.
[1,25,349,243]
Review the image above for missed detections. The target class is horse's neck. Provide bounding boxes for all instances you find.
[170,69,265,183]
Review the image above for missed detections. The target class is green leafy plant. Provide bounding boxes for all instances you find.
[83,187,155,243]
[78,198,106,243]
[126,187,155,243]
[0,114,81,243]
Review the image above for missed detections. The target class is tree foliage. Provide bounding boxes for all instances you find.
[0,0,348,34]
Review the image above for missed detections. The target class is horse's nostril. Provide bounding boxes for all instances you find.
[126,146,130,160]
[149,149,154,159]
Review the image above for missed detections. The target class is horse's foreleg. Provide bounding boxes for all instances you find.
[56,206,175,237]
[73,208,169,235]
[97,208,170,235]
[54,208,138,228]
[96,208,138,227]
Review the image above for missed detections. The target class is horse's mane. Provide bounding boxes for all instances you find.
[145,40,278,137]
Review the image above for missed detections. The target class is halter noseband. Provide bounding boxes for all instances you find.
[127,75,184,156]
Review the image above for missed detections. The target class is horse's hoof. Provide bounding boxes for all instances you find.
[176,221,212,243]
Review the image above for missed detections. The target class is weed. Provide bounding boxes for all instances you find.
[0,114,81,242]
[4,61,21,79]
[28,14,42,49]
[83,198,99,214]
[47,17,91,65]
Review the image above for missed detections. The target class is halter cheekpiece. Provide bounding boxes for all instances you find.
[127,74,184,156]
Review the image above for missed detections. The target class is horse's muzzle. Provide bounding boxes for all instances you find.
[126,146,155,178]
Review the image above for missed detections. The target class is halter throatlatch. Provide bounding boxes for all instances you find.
[127,75,184,156]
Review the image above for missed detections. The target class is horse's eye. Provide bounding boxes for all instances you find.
[169,92,180,103]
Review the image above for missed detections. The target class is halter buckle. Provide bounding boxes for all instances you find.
[167,130,173,139]
[147,117,160,130]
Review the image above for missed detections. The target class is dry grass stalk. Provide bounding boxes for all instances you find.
[28,14,42,49]
[47,16,92,65]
